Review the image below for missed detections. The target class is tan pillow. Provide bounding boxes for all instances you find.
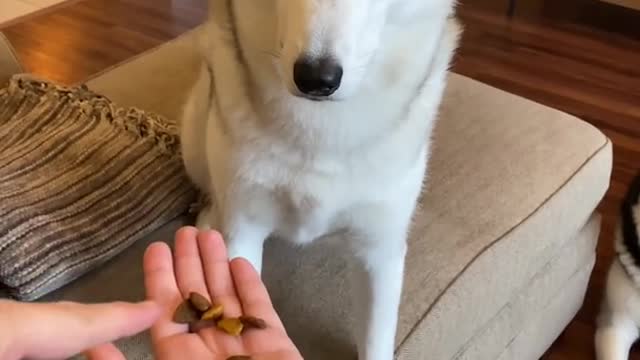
[0,74,196,301]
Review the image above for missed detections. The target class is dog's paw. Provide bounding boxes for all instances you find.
[189,192,217,230]
[195,205,215,230]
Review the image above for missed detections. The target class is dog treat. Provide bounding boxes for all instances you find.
[188,319,217,333]
[173,301,199,324]
[239,315,267,329]
[172,300,200,324]
[226,356,251,360]
[201,304,224,321]
[172,297,266,337]
[189,292,212,312]
[217,318,244,336]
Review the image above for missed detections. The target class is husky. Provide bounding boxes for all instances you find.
[596,173,640,360]
[180,0,461,358]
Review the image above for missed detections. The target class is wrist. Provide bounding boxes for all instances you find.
[0,300,23,360]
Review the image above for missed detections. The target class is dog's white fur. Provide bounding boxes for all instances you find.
[596,223,640,360]
[180,0,460,358]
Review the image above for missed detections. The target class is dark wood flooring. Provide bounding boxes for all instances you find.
[2,0,640,358]
[0,0,206,85]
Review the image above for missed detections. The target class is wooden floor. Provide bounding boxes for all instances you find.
[2,0,640,358]
[0,0,206,85]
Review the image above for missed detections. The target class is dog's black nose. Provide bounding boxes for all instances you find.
[293,57,343,97]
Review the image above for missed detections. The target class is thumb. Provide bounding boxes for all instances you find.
[10,300,161,360]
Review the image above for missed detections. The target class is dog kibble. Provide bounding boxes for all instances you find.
[217,318,244,336]
[172,301,199,324]
[172,297,267,337]
[239,315,267,329]
[189,292,212,312]
[201,304,224,321]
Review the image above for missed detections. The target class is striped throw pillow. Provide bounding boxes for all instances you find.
[0,74,197,301]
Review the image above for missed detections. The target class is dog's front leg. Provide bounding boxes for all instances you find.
[197,178,275,274]
[194,199,268,272]
[223,211,271,274]
[595,317,638,360]
[595,260,640,360]
[349,223,409,360]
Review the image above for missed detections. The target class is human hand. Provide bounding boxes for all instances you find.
[143,226,302,360]
[0,298,160,360]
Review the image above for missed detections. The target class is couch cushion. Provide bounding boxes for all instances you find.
[58,28,611,359]
[390,73,610,359]
[455,213,599,359]
[496,262,595,360]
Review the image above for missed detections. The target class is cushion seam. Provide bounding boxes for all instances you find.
[491,256,595,360]
[451,217,597,359]
[396,135,611,353]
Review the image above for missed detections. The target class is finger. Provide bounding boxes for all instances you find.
[174,228,234,348]
[143,241,185,339]
[230,258,286,331]
[84,343,126,360]
[198,230,242,317]
[15,301,160,360]
[174,227,210,302]
[144,242,180,302]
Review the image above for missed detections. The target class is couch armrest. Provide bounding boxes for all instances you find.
[85,26,205,121]
[0,33,23,86]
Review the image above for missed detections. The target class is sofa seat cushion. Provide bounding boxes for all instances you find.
[455,214,599,359]
[387,73,611,359]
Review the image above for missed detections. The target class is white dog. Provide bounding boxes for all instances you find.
[180,0,461,358]
[596,174,640,360]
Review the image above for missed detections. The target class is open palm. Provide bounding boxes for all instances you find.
[143,227,302,360]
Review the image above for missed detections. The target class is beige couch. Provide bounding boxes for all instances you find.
[0,26,612,360]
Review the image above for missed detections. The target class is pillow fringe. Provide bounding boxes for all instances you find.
[1,74,181,156]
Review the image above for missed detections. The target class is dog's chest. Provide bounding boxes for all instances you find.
[271,186,333,244]
[234,143,405,244]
